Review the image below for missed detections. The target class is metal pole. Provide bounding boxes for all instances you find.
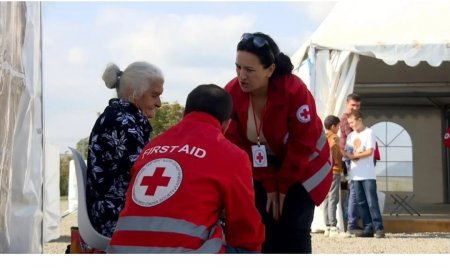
[39,1,45,253]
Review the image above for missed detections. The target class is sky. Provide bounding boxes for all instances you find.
[42,1,336,153]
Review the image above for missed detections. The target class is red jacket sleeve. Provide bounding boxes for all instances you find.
[277,78,332,205]
[223,147,265,252]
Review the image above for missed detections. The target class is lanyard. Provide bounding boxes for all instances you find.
[250,94,267,146]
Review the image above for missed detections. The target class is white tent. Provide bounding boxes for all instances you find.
[291,0,450,120]
[0,2,59,253]
[291,0,450,232]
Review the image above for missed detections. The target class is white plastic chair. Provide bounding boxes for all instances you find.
[69,147,111,251]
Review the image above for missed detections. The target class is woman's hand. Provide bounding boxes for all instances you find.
[266,192,285,221]
[266,192,279,220]
[279,193,286,218]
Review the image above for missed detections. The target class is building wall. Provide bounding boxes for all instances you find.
[363,107,444,203]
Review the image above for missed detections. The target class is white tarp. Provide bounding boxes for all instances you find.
[294,1,450,67]
[68,160,78,213]
[292,0,450,118]
[43,143,60,243]
[291,0,450,233]
[0,2,44,253]
[294,49,359,119]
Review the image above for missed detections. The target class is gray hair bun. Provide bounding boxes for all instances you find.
[102,63,123,89]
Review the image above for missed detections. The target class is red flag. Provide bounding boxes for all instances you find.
[374,142,381,161]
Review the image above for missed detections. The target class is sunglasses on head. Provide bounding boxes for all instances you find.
[240,33,270,49]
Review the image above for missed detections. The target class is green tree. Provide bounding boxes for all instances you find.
[76,137,89,159]
[150,101,184,137]
[59,153,71,196]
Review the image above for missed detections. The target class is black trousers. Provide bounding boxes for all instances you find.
[254,181,315,254]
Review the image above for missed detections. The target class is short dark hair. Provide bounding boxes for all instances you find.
[324,115,340,130]
[347,93,361,102]
[184,84,232,123]
[348,110,363,120]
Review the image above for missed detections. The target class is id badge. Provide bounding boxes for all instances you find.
[251,145,268,168]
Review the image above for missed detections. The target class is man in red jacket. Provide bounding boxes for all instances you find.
[107,84,264,253]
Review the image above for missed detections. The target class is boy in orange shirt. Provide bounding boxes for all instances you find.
[323,115,347,237]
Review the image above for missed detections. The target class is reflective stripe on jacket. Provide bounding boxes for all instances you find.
[108,112,264,253]
[107,216,224,253]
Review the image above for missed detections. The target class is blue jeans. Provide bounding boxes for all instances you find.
[347,180,360,230]
[353,180,384,234]
[225,245,257,254]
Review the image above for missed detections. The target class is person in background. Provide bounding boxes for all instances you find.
[343,110,385,238]
[107,84,264,253]
[86,61,164,237]
[224,32,332,253]
[443,127,450,148]
[339,93,363,236]
[322,115,349,238]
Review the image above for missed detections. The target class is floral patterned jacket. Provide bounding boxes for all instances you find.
[86,98,151,237]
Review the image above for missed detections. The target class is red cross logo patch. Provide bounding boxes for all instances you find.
[296,104,311,123]
[140,167,171,196]
[132,158,182,207]
[251,145,267,167]
[255,150,264,164]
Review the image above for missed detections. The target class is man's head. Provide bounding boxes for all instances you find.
[345,93,361,114]
[184,84,233,132]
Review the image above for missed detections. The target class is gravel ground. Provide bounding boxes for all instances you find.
[44,200,450,254]
[44,211,76,254]
[311,232,450,253]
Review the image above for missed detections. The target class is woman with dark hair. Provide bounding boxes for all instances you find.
[224,32,332,253]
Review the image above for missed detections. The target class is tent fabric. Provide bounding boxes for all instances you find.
[292,0,450,118]
[0,2,44,253]
[68,159,79,213]
[43,143,61,243]
[291,0,450,233]
[311,49,359,119]
[293,0,450,67]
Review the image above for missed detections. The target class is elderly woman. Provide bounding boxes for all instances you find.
[86,61,164,237]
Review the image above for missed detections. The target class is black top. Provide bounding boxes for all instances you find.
[86,98,151,237]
